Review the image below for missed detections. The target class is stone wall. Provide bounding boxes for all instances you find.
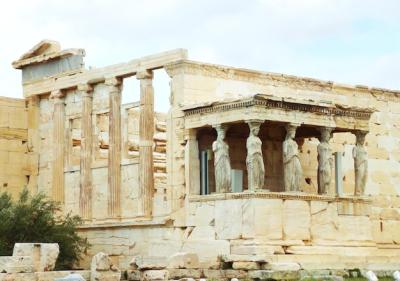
[0,97,30,198]
[36,85,167,218]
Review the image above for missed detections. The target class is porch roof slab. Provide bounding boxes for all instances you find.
[182,94,374,132]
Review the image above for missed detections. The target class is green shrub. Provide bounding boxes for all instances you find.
[0,189,89,269]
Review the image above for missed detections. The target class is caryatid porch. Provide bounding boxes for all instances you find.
[183,94,373,197]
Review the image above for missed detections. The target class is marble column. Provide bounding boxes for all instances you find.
[106,77,122,218]
[283,123,303,192]
[50,90,65,203]
[185,129,200,195]
[317,127,334,195]
[353,131,368,196]
[246,121,264,191]
[137,70,154,218]
[79,83,93,219]
[212,124,231,193]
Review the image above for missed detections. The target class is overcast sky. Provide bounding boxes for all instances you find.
[1,0,399,111]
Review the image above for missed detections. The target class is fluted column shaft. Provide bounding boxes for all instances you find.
[51,90,65,203]
[137,70,154,218]
[79,84,93,219]
[106,77,122,218]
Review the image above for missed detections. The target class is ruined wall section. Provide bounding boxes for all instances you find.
[36,84,167,219]
[0,97,30,198]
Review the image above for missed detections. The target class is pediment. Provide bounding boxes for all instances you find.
[19,40,61,60]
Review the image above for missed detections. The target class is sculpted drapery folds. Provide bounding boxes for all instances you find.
[317,127,334,195]
[212,124,231,193]
[353,131,368,196]
[246,121,265,191]
[283,124,303,192]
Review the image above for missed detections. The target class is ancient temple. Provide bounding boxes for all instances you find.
[2,40,400,273]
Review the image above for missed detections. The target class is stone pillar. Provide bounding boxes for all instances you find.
[185,129,200,195]
[246,121,264,191]
[79,83,93,219]
[27,95,40,193]
[212,124,232,193]
[353,131,368,196]
[50,90,65,203]
[106,77,122,218]
[317,127,334,195]
[137,70,154,217]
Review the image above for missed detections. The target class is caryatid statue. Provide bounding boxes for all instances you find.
[317,127,334,195]
[212,124,231,193]
[353,131,368,196]
[283,124,303,192]
[246,121,265,191]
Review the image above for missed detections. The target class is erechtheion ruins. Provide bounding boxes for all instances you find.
[1,40,400,280]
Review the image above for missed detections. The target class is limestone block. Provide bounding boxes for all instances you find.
[187,226,215,240]
[167,253,199,269]
[90,252,120,281]
[201,269,248,279]
[167,269,202,279]
[91,252,113,271]
[0,273,36,281]
[142,270,169,281]
[4,256,34,273]
[147,240,183,257]
[35,271,90,281]
[126,270,141,281]
[90,271,121,281]
[181,240,229,263]
[192,202,215,227]
[385,220,400,244]
[12,243,59,272]
[232,261,260,270]
[262,262,301,271]
[215,199,242,239]
[380,208,400,220]
[373,195,392,208]
[248,269,300,281]
[371,220,392,244]
[286,245,375,256]
[230,242,282,255]
[337,216,373,242]
[242,199,283,239]
[311,202,338,240]
[221,254,273,263]
[0,257,13,273]
[283,200,311,240]
[130,256,167,270]
[54,273,85,281]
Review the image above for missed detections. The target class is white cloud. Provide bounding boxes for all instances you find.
[1,0,399,111]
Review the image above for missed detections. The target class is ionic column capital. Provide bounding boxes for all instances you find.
[184,128,197,141]
[77,83,93,94]
[105,76,121,86]
[50,90,65,104]
[136,70,153,80]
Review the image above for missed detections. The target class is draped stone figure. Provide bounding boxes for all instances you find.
[353,131,368,196]
[317,127,334,195]
[283,124,303,192]
[212,125,231,193]
[246,121,265,191]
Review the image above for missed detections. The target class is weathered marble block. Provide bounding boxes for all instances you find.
[13,243,59,272]
[4,256,34,273]
[90,252,121,281]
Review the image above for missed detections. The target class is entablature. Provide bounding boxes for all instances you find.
[182,94,374,132]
